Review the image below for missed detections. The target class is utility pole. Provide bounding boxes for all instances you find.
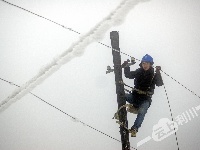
[110,31,130,150]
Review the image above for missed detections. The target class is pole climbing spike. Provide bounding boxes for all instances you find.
[116,120,129,131]
[127,104,138,114]
[113,104,138,120]
[116,120,137,137]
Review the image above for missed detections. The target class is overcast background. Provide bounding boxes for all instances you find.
[1,0,200,150]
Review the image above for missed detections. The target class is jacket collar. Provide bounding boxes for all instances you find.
[140,67,154,74]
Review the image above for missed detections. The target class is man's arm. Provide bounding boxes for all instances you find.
[124,66,137,79]
[154,66,164,86]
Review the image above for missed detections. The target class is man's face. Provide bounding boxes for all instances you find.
[142,62,151,71]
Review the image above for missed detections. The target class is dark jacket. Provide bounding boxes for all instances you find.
[124,66,163,100]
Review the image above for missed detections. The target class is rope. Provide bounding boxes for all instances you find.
[0,77,137,150]
[163,83,180,150]
[118,81,152,95]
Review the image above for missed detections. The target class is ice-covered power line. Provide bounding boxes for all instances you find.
[0,0,140,60]
[3,0,199,96]
[0,77,137,150]
[2,0,199,96]
[0,0,150,112]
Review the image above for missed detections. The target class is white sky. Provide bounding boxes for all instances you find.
[0,0,200,150]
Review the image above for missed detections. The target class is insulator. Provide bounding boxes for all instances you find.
[131,57,135,63]
[107,66,111,70]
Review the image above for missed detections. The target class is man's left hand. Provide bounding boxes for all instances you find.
[155,66,161,73]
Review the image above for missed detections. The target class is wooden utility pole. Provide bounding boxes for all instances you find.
[110,31,130,150]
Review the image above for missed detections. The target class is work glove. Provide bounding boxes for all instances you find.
[155,66,161,73]
[121,61,128,68]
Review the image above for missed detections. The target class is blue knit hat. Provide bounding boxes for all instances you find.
[141,54,154,65]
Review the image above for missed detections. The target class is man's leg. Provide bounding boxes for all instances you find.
[125,93,134,104]
[132,100,151,131]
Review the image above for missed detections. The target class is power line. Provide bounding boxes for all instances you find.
[0,1,199,148]
[0,0,140,61]
[2,0,199,98]
[0,0,80,34]
[161,70,200,99]
[0,77,137,150]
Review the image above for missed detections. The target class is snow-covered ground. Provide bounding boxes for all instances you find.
[0,0,200,150]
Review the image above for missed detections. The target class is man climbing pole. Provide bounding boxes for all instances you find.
[122,54,163,137]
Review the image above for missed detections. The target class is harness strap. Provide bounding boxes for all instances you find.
[116,81,153,96]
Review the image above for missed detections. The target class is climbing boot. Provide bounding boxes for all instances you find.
[127,104,138,114]
[129,127,138,137]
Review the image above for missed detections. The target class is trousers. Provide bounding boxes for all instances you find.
[125,93,151,131]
